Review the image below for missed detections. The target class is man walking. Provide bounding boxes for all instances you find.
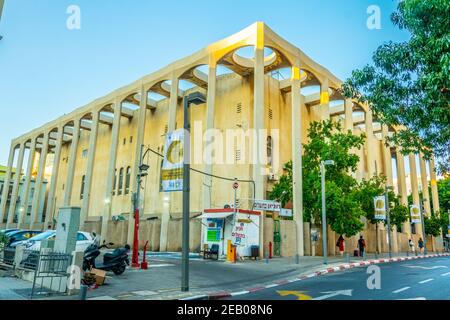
[358,235,366,258]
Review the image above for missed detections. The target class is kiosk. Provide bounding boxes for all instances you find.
[197,209,261,258]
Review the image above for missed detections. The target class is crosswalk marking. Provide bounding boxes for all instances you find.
[392,287,410,294]
[441,272,450,276]
[419,278,434,284]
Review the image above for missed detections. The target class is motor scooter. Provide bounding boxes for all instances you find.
[83,239,130,275]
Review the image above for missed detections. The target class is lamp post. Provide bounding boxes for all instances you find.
[385,187,392,259]
[182,92,206,292]
[320,160,334,265]
[132,145,150,268]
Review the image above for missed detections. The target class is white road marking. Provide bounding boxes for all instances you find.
[419,278,434,284]
[403,265,448,270]
[441,272,450,276]
[392,287,410,294]
[313,290,353,300]
[397,297,426,300]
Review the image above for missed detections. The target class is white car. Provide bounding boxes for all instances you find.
[13,230,94,252]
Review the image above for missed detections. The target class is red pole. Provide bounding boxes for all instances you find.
[132,208,140,268]
[269,241,273,259]
[141,241,149,270]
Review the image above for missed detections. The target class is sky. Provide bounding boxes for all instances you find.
[0,0,410,171]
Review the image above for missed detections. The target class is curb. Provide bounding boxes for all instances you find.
[180,253,450,300]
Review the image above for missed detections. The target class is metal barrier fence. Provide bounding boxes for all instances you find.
[19,250,72,299]
[0,246,16,266]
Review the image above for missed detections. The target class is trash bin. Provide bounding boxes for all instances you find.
[251,245,259,260]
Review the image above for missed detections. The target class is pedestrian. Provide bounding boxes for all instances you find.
[408,238,415,254]
[418,237,424,254]
[358,235,366,258]
[336,235,345,256]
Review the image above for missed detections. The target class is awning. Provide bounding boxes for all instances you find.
[196,211,235,220]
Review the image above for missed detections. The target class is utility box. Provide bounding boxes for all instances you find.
[54,207,81,254]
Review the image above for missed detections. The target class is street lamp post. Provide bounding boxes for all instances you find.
[181,92,206,292]
[320,160,334,265]
[385,187,392,259]
[420,197,427,255]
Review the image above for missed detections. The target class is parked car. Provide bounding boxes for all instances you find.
[11,230,95,252]
[0,228,19,236]
[5,230,42,247]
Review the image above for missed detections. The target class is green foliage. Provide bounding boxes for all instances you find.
[424,214,443,237]
[342,0,450,173]
[354,175,386,224]
[440,211,449,235]
[437,177,450,213]
[270,120,366,237]
[0,233,8,252]
[387,191,409,231]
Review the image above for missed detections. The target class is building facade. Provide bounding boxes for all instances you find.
[0,23,442,256]
[0,166,47,225]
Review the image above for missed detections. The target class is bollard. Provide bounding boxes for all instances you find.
[79,285,88,300]
[265,252,269,264]
[346,252,350,263]
[295,254,300,265]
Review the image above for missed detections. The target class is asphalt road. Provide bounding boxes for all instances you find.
[228,256,450,300]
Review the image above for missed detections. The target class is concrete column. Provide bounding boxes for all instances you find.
[30,133,49,230]
[291,65,304,257]
[419,153,431,216]
[127,85,148,246]
[344,99,353,133]
[381,125,393,187]
[159,72,180,251]
[0,143,16,223]
[254,23,266,259]
[409,153,422,235]
[44,125,65,228]
[6,143,26,227]
[319,78,330,121]
[429,155,440,214]
[101,100,122,241]
[64,117,81,206]
[18,139,36,229]
[365,109,375,178]
[395,149,408,205]
[202,57,217,212]
[80,111,100,228]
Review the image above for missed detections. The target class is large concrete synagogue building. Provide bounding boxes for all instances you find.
[0,23,442,256]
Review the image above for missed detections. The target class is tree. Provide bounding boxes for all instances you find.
[343,0,450,173]
[355,175,408,231]
[269,120,366,237]
[424,214,442,237]
[437,177,450,213]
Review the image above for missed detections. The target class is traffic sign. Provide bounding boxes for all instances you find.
[233,181,239,189]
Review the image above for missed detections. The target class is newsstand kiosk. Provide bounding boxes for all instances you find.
[198,208,261,259]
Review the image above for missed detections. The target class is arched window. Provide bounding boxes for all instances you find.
[118,168,124,195]
[267,135,273,167]
[80,175,86,199]
[125,167,131,195]
[112,169,117,196]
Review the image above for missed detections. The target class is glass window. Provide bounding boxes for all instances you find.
[125,167,131,195]
[77,232,87,241]
[113,169,117,196]
[80,175,86,199]
[118,168,124,195]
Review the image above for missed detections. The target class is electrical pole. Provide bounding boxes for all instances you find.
[385,187,392,259]
[321,162,327,265]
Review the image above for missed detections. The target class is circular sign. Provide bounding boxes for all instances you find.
[233,181,239,189]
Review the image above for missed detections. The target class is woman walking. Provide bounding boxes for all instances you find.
[337,235,345,256]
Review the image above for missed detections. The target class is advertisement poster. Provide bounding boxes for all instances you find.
[161,129,184,192]
[374,196,386,220]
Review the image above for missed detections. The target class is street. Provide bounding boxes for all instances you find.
[227,256,450,300]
